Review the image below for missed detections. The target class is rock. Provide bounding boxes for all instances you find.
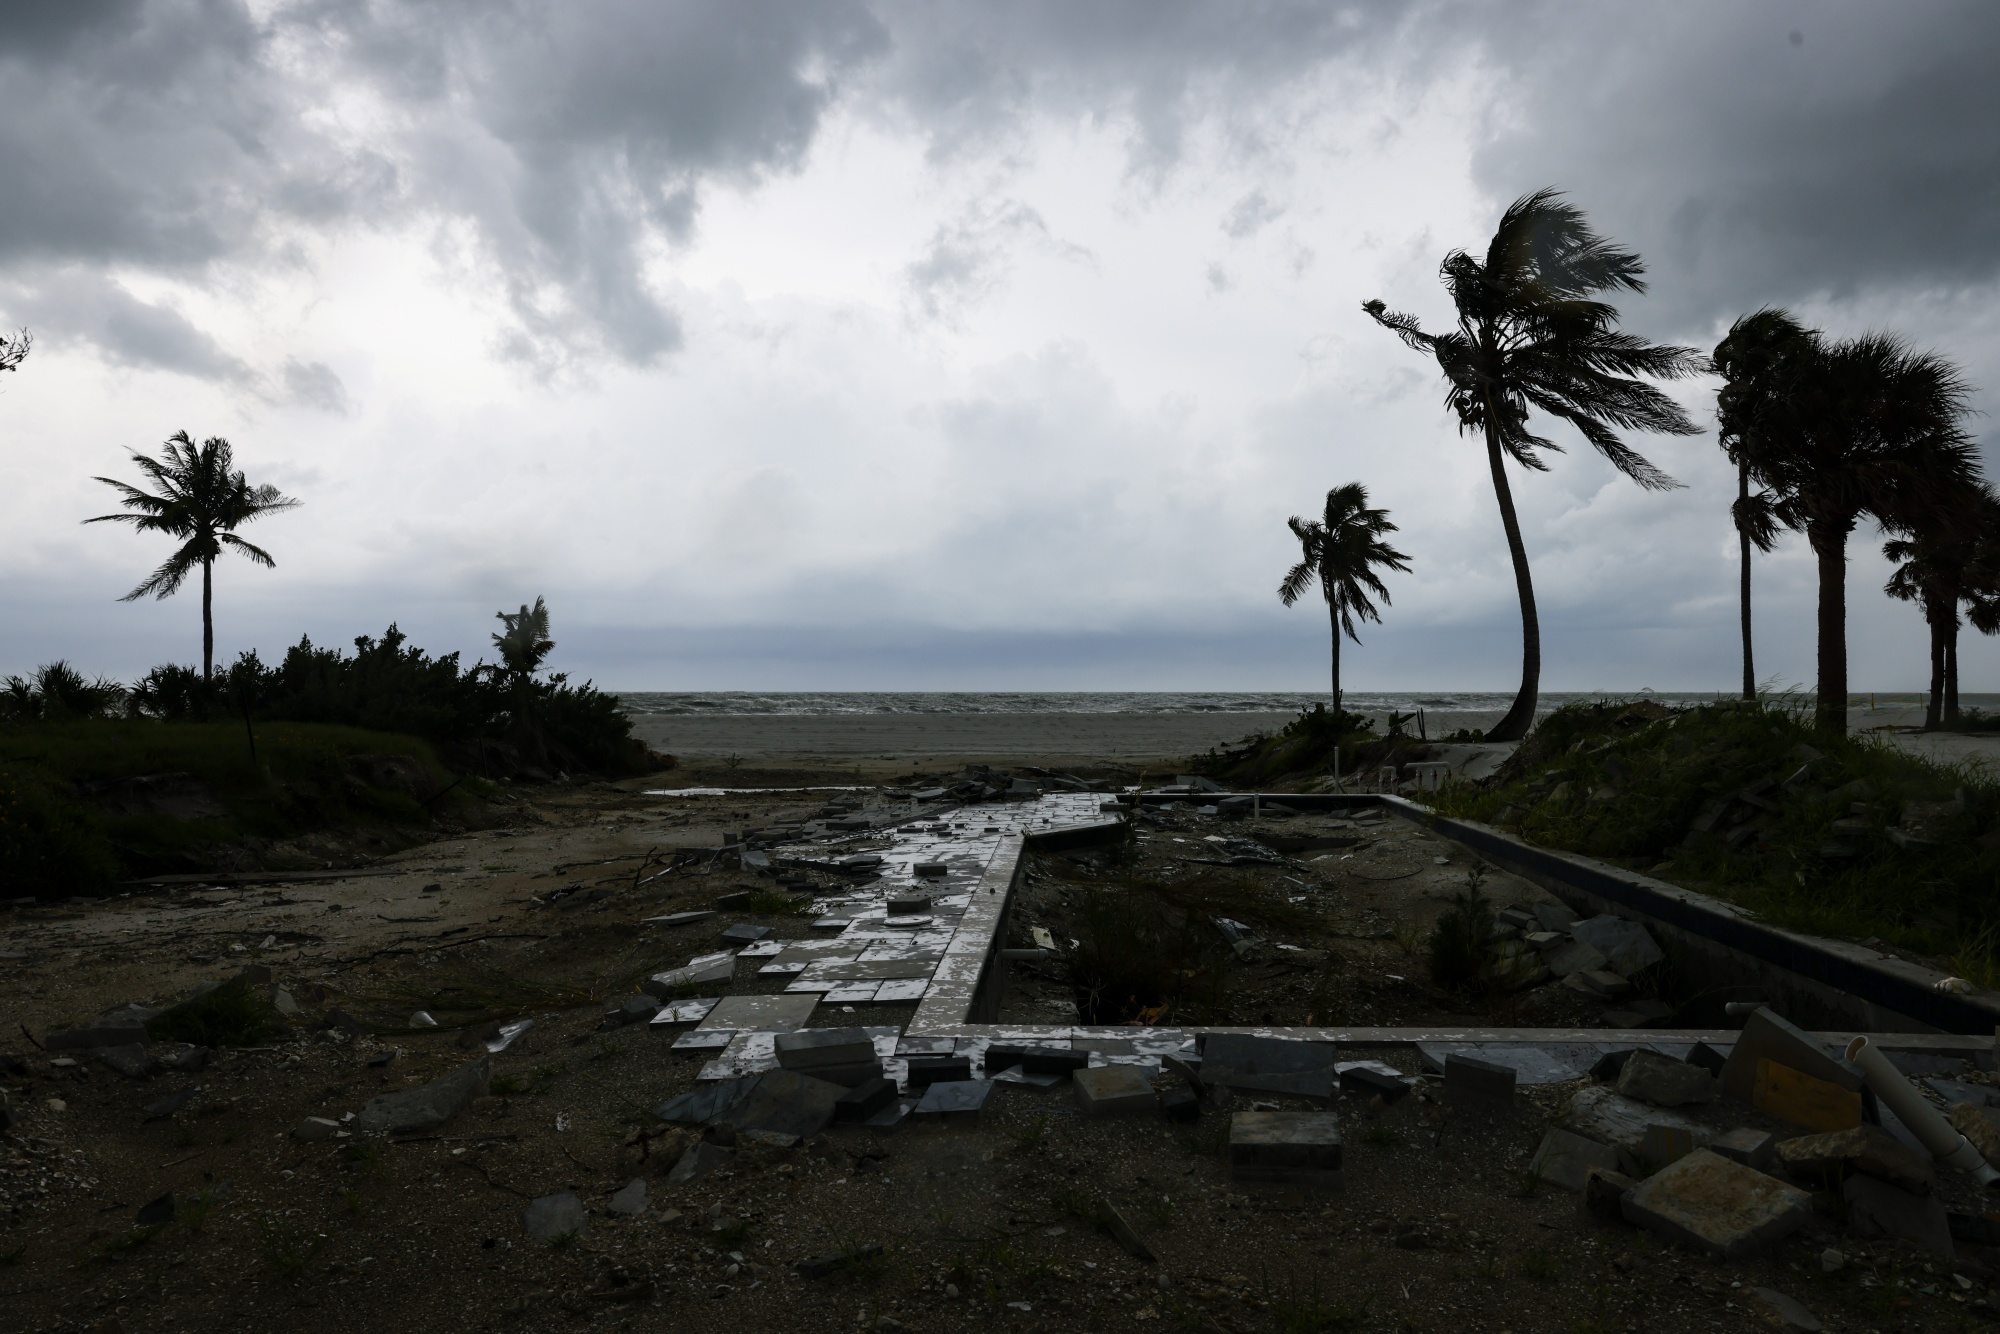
[1615,1051,1718,1108]
[1775,1124,1934,1195]
[1444,1054,1515,1107]
[1073,1066,1156,1116]
[1544,939,1611,979]
[1530,1127,1621,1191]
[157,1045,210,1073]
[524,1192,585,1242]
[1752,1060,1862,1133]
[1532,903,1579,932]
[1719,1009,1863,1104]
[665,1141,734,1187]
[44,1023,150,1051]
[1685,1042,1728,1077]
[1709,1127,1777,1171]
[1819,1248,1846,1274]
[409,1010,438,1027]
[1750,1288,1824,1332]
[270,987,301,1017]
[354,1056,490,1133]
[1950,1102,2000,1167]
[1582,1167,1638,1225]
[94,1044,161,1080]
[1620,1150,1813,1258]
[1229,1111,1341,1189]
[1844,1175,1953,1256]
[796,1244,883,1279]
[136,1192,175,1226]
[1570,916,1665,976]
[606,1178,648,1216]
[141,1089,194,1120]
[1566,969,1633,1000]
[293,1116,342,1142]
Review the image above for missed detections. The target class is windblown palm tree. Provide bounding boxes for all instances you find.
[1715,310,1804,701]
[1278,483,1411,716]
[493,597,554,679]
[1717,309,1981,734]
[86,431,299,679]
[1363,189,1704,741]
[1884,486,2000,729]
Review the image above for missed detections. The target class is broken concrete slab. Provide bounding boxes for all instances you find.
[1570,915,1664,977]
[1532,902,1579,932]
[606,1178,648,1217]
[1615,1050,1718,1108]
[775,1027,876,1071]
[355,1056,489,1134]
[524,1192,585,1241]
[1564,1086,1710,1162]
[1160,1086,1200,1122]
[1620,1149,1812,1258]
[1642,1124,1696,1167]
[663,1140,733,1188]
[1582,1167,1638,1225]
[1709,1127,1777,1171]
[694,993,818,1033]
[1444,1054,1515,1106]
[1544,939,1611,979]
[1566,969,1633,1000]
[1230,1111,1342,1189]
[647,997,719,1027]
[1072,1066,1155,1116]
[834,1077,899,1124]
[1201,1034,1334,1101]
[720,923,771,945]
[913,1079,993,1121]
[720,1071,847,1141]
[1719,1009,1863,1104]
[1775,1124,1934,1195]
[1530,1127,1621,1191]
[1843,1174,1953,1256]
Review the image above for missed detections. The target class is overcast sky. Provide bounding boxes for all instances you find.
[3,0,1997,694]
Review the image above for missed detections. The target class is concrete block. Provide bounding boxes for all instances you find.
[1073,1066,1155,1116]
[1643,1124,1696,1167]
[833,1077,899,1124]
[1719,1009,1863,1104]
[904,1055,972,1088]
[774,1027,876,1071]
[1709,1127,1776,1171]
[1620,1150,1812,1258]
[355,1056,489,1133]
[1530,1127,1621,1191]
[1445,1053,1515,1106]
[1616,1050,1719,1108]
[1753,1059,1862,1133]
[1229,1111,1342,1189]
[1777,1125,1933,1195]
[1843,1174,1953,1256]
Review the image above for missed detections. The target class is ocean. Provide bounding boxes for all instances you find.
[610,689,1853,718]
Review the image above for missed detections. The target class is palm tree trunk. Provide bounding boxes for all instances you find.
[1946,616,1961,726]
[1808,517,1852,736]
[1924,597,1945,731]
[1327,594,1342,716]
[1483,419,1540,743]
[201,558,214,681]
[1738,459,1755,700]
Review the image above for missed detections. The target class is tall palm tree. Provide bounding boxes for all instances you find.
[1717,310,1981,734]
[1278,483,1411,716]
[1363,189,1704,741]
[86,431,300,679]
[1715,309,1804,702]
[1885,487,2000,729]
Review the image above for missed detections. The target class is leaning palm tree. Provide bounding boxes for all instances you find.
[1715,309,1806,702]
[86,431,299,679]
[1278,483,1411,716]
[1363,189,1704,741]
[1721,311,1981,734]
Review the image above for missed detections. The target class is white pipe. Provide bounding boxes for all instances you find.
[1846,1036,2000,1185]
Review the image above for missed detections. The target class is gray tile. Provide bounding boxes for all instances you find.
[696,994,819,1032]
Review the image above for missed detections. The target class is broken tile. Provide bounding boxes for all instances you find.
[722,1071,847,1140]
[913,1079,993,1121]
[1620,1150,1811,1258]
[643,951,738,997]
[1337,1064,1411,1103]
[643,910,716,929]
[1709,1127,1776,1171]
[671,1029,734,1052]
[647,997,718,1027]
[663,1140,732,1187]
[695,994,818,1033]
[1749,1288,1823,1333]
[720,923,771,945]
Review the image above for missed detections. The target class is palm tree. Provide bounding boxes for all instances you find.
[1363,189,1704,741]
[1720,313,1980,734]
[1885,487,2000,729]
[493,597,554,680]
[1278,483,1411,716]
[86,432,300,679]
[0,328,28,376]
[1715,310,1803,702]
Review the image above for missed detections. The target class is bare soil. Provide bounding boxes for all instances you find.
[1,768,1991,1333]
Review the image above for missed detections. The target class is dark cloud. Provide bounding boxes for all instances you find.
[1465,0,2000,330]
[14,272,250,381]
[281,359,350,414]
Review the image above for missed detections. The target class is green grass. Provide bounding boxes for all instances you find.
[1429,697,2000,960]
[0,718,465,887]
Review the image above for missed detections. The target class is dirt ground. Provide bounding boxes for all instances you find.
[2,764,1995,1333]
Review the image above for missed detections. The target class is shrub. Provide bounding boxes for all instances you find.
[1428,885,1497,992]
[0,764,118,899]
